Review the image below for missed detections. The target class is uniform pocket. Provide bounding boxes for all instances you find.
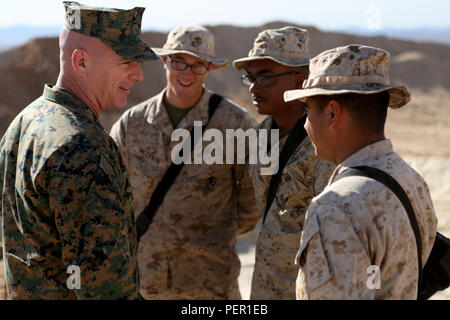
[295,217,333,292]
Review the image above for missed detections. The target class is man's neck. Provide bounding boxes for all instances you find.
[165,87,204,109]
[56,75,101,117]
[272,101,305,134]
[335,134,386,164]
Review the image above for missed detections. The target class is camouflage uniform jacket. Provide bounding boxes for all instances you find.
[296,139,438,299]
[0,85,139,300]
[110,88,260,299]
[249,116,335,299]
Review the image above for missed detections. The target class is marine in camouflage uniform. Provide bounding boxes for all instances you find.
[0,1,158,299]
[233,27,335,299]
[110,25,260,299]
[284,45,438,299]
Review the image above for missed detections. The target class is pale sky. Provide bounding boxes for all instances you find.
[1,0,450,32]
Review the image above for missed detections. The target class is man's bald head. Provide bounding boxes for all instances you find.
[56,26,144,116]
[59,27,109,73]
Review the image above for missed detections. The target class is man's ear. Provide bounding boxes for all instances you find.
[327,99,342,129]
[72,49,88,77]
[207,62,214,73]
[294,73,306,89]
[162,55,170,71]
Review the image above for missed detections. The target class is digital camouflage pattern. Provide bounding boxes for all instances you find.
[296,140,438,299]
[249,116,335,299]
[110,88,260,299]
[0,85,139,299]
[284,44,411,109]
[153,25,228,69]
[63,1,158,63]
[233,26,310,70]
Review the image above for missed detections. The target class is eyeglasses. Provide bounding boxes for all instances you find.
[241,71,299,87]
[167,56,211,75]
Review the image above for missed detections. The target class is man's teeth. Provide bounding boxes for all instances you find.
[179,80,192,86]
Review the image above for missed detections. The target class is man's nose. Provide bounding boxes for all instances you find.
[181,65,195,76]
[249,81,261,94]
[131,62,144,83]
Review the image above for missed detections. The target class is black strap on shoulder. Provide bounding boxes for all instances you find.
[262,115,308,224]
[135,94,223,242]
[334,165,424,294]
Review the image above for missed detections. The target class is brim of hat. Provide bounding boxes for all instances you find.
[233,56,309,70]
[109,39,160,63]
[284,84,411,109]
[153,48,228,69]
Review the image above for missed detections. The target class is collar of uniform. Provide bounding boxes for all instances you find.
[146,86,211,137]
[146,89,173,137]
[257,115,273,130]
[330,139,394,183]
[42,84,97,123]
[177,85,211,131]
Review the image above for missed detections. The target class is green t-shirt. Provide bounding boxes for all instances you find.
[163,96,194,128]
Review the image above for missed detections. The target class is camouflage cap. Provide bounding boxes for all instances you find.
[284,44,411,109]
[153,25,228,70]
[63,1,158,63]
[233,26,310,70]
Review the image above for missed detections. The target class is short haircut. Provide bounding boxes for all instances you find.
[311,91,389,135]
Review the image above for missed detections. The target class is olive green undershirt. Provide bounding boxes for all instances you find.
[163,95,194,128]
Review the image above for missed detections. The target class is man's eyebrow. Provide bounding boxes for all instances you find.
[255,69,274,75]
[171,55,186,61]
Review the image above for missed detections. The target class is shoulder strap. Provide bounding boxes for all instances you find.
[262,115,308,224]
[334,165,424,293]
[135,94,223,242]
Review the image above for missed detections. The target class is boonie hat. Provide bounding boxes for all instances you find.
[63,1,159,63]
[233,26,310,70]
[284,44,411,109]
[153,25,228,69]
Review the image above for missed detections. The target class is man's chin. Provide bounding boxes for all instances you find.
[114,100,128,109]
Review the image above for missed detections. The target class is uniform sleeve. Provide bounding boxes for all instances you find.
[233,114,261,235]
[279,140,335,230]
[48,144,139,300]
[110,113,130,170]
[233,162,261,234]
[296,204,374,300]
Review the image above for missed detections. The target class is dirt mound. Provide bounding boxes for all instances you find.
[1,21,450,136]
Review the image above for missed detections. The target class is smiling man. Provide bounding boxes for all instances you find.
[233,27,335,299]
[0,1,158,299]
[110,25,260,299]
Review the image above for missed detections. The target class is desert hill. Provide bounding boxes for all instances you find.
[1,21,450,136]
